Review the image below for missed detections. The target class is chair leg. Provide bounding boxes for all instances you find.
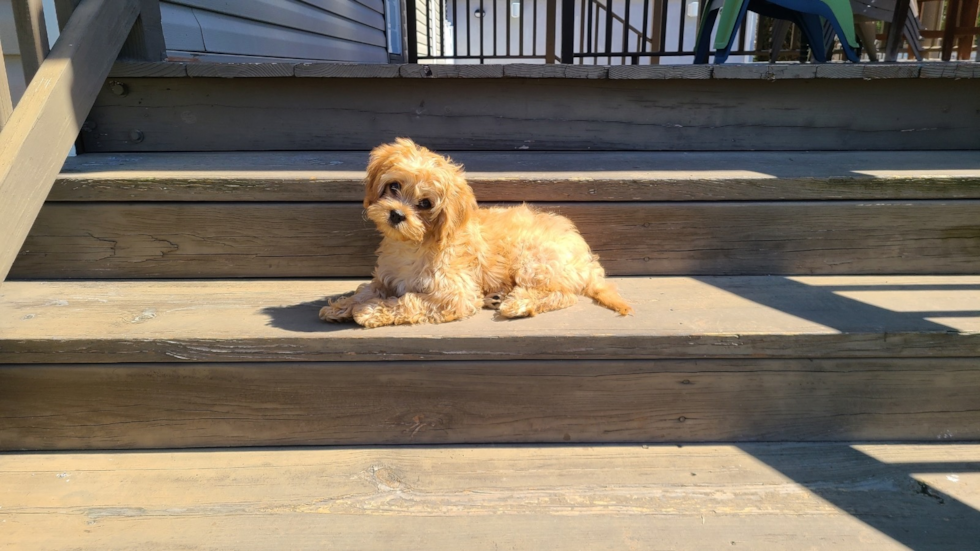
[886,0,912,61]
[770,18,792,60]
[857,20,878,61]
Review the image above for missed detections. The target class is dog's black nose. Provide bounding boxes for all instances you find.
[388,210,406,225]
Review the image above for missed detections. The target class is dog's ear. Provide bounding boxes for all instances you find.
[364,138,419,208]
[432,167,477,244]
[364,142,396,208]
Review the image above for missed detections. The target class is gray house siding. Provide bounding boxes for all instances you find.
[161,0,390,63]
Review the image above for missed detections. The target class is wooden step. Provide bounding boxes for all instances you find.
[49,150,980,202]
[82,62,980,151]
[12,151,980,279]
[3,443,979,549]
[1,276,978,449]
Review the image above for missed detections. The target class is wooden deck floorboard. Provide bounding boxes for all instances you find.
[2,443,978,550]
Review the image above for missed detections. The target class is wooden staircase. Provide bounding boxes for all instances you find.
[2,62,980,548]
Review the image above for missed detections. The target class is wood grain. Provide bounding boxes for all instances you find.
[185,62,295,78]
[108,60,188,77]
[0,277,978,364]
[80,77,980,151]
[49,150,980,202]
[12,201,980,278]
[2,445,978,549]
[608,65,713,79]
[106,61,980,80]
[398,64,504,78]
[295,62,401,77]
[2,358,980,449]
[503,64,609,78]
[0,0,140,283]
[919,62,980,78]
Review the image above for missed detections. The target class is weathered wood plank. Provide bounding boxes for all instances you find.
[80,77,980,151]
[295,62,401,77]
[11,0,49,83]
[12,201,980,278]
[919,62,980,79]
[185,62,296,77]
[608,65,713,79]
[49,151,980,202]
[0,0,141,284]
[2,358,980,449]
[398,64,505,78]
[503,64,609,78]
[2,445,977,549]
[105,61,980,79]
[0,277,978,364]
[108,61,188,77]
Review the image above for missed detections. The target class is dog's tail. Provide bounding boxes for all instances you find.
[584,270,633,316]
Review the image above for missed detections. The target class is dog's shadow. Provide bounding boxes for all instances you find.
[261,293,361,333]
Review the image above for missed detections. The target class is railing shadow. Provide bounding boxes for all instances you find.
[692,276,970,333]
[739,443,980,550]
[700,275,979,548]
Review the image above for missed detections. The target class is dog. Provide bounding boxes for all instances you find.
[319,138,632,328]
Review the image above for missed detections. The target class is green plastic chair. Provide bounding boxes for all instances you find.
[696,0,860,63]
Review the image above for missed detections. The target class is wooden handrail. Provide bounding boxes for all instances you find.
[0,0,147,284]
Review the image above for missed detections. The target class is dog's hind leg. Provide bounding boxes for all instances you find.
[498,287,578,319]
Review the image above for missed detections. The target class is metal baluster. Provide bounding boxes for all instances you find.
[641,0,649,57]
[586,0,593,58]
[737,16,747,55]
[677,0,685,53]
[659,0,667,53]
[622,0,631,64]
[520,0,525,56]
[606,0,612,65]
[425,0,431,57]
[533,0,538,56]
[494,0,499,58]
[506,0,512,58]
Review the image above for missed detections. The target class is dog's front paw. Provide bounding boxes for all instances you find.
[352,299,392,328]
[319,302,353,322]
[483,292,504,310]
[318,291,360,322]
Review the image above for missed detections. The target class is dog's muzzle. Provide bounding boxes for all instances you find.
[388,209,406,226]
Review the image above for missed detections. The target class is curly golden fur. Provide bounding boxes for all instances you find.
[319,138,632,327]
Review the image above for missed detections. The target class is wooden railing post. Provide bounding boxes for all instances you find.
[54,0,165,61]
[0,0,142,285]
[119,0,166,61]
[11,0,50,84]
[54,0,82,30]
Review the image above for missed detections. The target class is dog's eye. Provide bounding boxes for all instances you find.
[417,199,432,210]
[386,182,401,195]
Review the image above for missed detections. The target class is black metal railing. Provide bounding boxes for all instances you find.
[407,0,764,64]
